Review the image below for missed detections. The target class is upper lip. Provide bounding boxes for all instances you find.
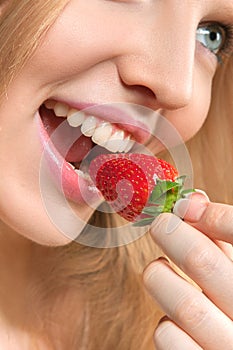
[48,98,152,144]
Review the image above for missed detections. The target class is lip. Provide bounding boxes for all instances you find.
[36,99,153,206]
[35,110,102,206]
[50,98,151,144]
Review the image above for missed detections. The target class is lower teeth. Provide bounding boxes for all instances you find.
[67,161,91,179]
[75,169,91,181]
[67,162,76,169]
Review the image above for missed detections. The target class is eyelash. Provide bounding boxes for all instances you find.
[217,22,233,59]
[197,21,233,63]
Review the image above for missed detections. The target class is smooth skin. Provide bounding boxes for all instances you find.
[0,0,232,347]
[144,194,233,349]
[0,0,222,245]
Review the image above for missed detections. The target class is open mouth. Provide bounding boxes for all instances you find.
[38,99,148,204]
[40,100,137,169]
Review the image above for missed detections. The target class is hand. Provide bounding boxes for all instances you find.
[143,192,233,349]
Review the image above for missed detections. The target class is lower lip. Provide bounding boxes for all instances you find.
[35,111,101,205]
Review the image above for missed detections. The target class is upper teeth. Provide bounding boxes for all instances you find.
[44,100,135,153]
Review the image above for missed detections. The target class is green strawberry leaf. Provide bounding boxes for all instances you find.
[149,180,180,203]
[133,217,156,227]
[175,175,187,186]
[142,205,163,215]
[180,189,196,197]
[148,185,163,203]
[148,193,167,205]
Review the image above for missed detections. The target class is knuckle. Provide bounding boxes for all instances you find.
[172,294,208,329]
[206,207,221,230]
[183,243,221,277]
[203,204,230,233]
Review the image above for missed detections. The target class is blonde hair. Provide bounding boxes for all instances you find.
[0,1,232,349]
[0,0,67,97]
[187,57,233,203]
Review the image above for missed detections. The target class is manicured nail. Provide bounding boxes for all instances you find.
[173,198,190,218]
[173,197,209,222]
[182,189,210,201]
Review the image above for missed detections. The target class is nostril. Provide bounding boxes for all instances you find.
[135,84,157,101]
[123,82,156,99]
[121,79,158,108]
[119,66,193,111]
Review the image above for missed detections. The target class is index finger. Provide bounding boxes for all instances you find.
[173,194,233,244]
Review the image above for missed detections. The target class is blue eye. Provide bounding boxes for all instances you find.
[196,24,225,54]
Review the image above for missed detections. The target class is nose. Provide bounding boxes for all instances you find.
[117,18,196,110]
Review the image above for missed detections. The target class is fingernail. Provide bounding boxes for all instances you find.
[173,198,190,218]
[151,213,182,235]
[173,197,208,222]
[183,189,210,202]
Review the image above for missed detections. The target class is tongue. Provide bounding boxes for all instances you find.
[65,133,93,163]
[40,105,93,163]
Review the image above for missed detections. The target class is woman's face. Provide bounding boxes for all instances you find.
[0,0,232,245]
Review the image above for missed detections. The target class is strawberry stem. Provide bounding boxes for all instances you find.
[133,176,195,227]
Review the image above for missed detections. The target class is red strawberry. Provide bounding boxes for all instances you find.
[89,153,193,226]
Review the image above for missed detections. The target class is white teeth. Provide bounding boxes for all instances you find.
[117,135,130,152]
[81,116,97,137]
[124,138,135,153]
[118,135,134,153]
[54,102,69,117]
[75,169,91,181]
[67,162,75,169]
[46,99,135,153]
[104,130,125,152]
[91,122,113,146]
[67,110,85,127]
[112,130,125,141]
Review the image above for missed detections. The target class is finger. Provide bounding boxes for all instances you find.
[150,214,233,319]
[143,259,233,350]
[173,193,233,244]
[214,239,233,260]
[154,317,203,350]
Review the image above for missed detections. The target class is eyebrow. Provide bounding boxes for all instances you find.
[210,0,233,13]
[203,0,233,22]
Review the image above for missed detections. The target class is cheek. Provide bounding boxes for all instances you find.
[0,110,71,246]
[163,72,213,142]
[25,1,119,84]
[0,93,93,247]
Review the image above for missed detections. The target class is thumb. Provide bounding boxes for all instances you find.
[173,190,233,258]
[173,189,210,223]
